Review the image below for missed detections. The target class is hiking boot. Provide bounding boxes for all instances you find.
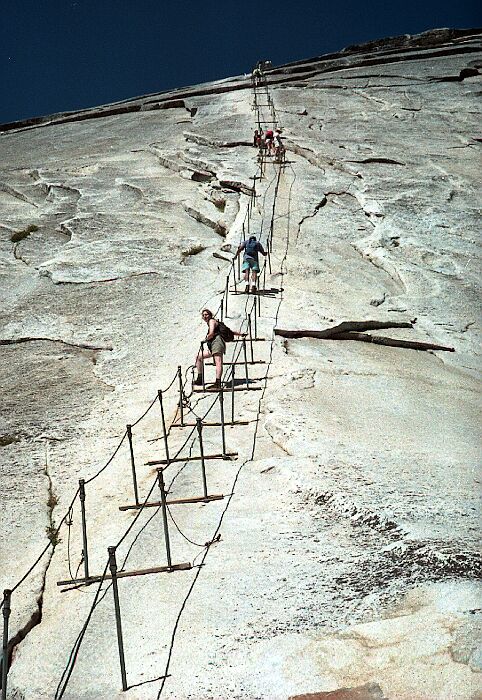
[245,284,250,294]
[207,380,222,390]
[193,375,204,386]
[251,285,257,294]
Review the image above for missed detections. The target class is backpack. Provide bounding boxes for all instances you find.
[245,238,258,257]
[216,320,235,342]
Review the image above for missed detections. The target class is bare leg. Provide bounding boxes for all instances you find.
[213,354,223,381]
[244,267,250,292]
[195,348,212,374]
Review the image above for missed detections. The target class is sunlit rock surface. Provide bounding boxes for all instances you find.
[0,27,480,699]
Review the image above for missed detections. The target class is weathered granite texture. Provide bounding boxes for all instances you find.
[0,27,480,699]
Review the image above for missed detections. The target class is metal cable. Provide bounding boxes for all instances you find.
[1,487,80,606]
[84,430,127,485]
[130,395,158,428]
[156,78,288,696]
[48,77,289,698]
[54,560,110,699]
[166,504,205,548]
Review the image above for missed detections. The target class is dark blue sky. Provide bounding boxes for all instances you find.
[1,0,480,124]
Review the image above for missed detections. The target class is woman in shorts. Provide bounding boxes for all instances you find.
[194,309,246,389]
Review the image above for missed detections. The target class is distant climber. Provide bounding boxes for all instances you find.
[194,309,246,389]
[253,128,264,149]
[256,60,272,71]
[265,128,274,155]
[235,235,267,294]
[252,66,262,85]
[274,128,285,161]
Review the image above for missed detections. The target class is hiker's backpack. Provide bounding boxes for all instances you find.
[217,320,235,342]
[245,238,258,257]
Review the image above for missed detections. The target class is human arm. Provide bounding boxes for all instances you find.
[234,241,245,259]
[258,242,268,257]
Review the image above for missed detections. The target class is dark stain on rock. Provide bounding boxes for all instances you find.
[289,682,388,700]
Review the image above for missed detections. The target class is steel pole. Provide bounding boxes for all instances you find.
[248,315,254,363]
[157,390,170,464]
[126,425,139,506]
[78,479,90,580]
[218,388,227,455]
[196,418,209,498]
[108,548,128,692]
[242,338,249,384]
[199,342,206,391]
[157,469,173,568]
[177,366,184,427]
[231,365,236,424]
[1,589,11,700]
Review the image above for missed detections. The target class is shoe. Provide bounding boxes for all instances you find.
[193,376,203,386]
[207,380,222,390]
[251,286,257,294]
[245,284,250,293]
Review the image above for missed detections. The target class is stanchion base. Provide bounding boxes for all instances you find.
[147,452,238,465]
[119,494,225,511]
[213,360,266,366]
[192,386,262,393]
[229,291,278,298]
[170,420,251,429]
[57,562,192,587]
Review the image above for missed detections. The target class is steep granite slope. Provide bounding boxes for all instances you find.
[0,28,481,700]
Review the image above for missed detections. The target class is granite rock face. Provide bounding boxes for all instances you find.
[0,28,481,699]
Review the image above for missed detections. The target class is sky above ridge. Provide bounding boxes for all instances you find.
[1,0,480,124]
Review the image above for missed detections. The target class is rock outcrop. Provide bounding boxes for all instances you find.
[0,28,480,699]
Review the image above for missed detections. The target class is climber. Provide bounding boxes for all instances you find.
[252,66,262,85]
[253,129,260,147]
[194,309,246,389]
[256,60,272,71]
[274,128,285,161]
[235,235,267,294]
[265,128,274,155]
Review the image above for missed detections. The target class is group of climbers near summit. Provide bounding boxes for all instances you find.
[193,60,274,391]
[253,126,284,159]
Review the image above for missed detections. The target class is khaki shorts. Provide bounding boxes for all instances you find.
[208,335,226,355]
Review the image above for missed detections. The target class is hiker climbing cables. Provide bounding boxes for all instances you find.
[274,128,285,161]
[253,128,263,148]
[234,235,267,294]
[252,66,262,85]
[194,309,246,389]
[265,128,274,155]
